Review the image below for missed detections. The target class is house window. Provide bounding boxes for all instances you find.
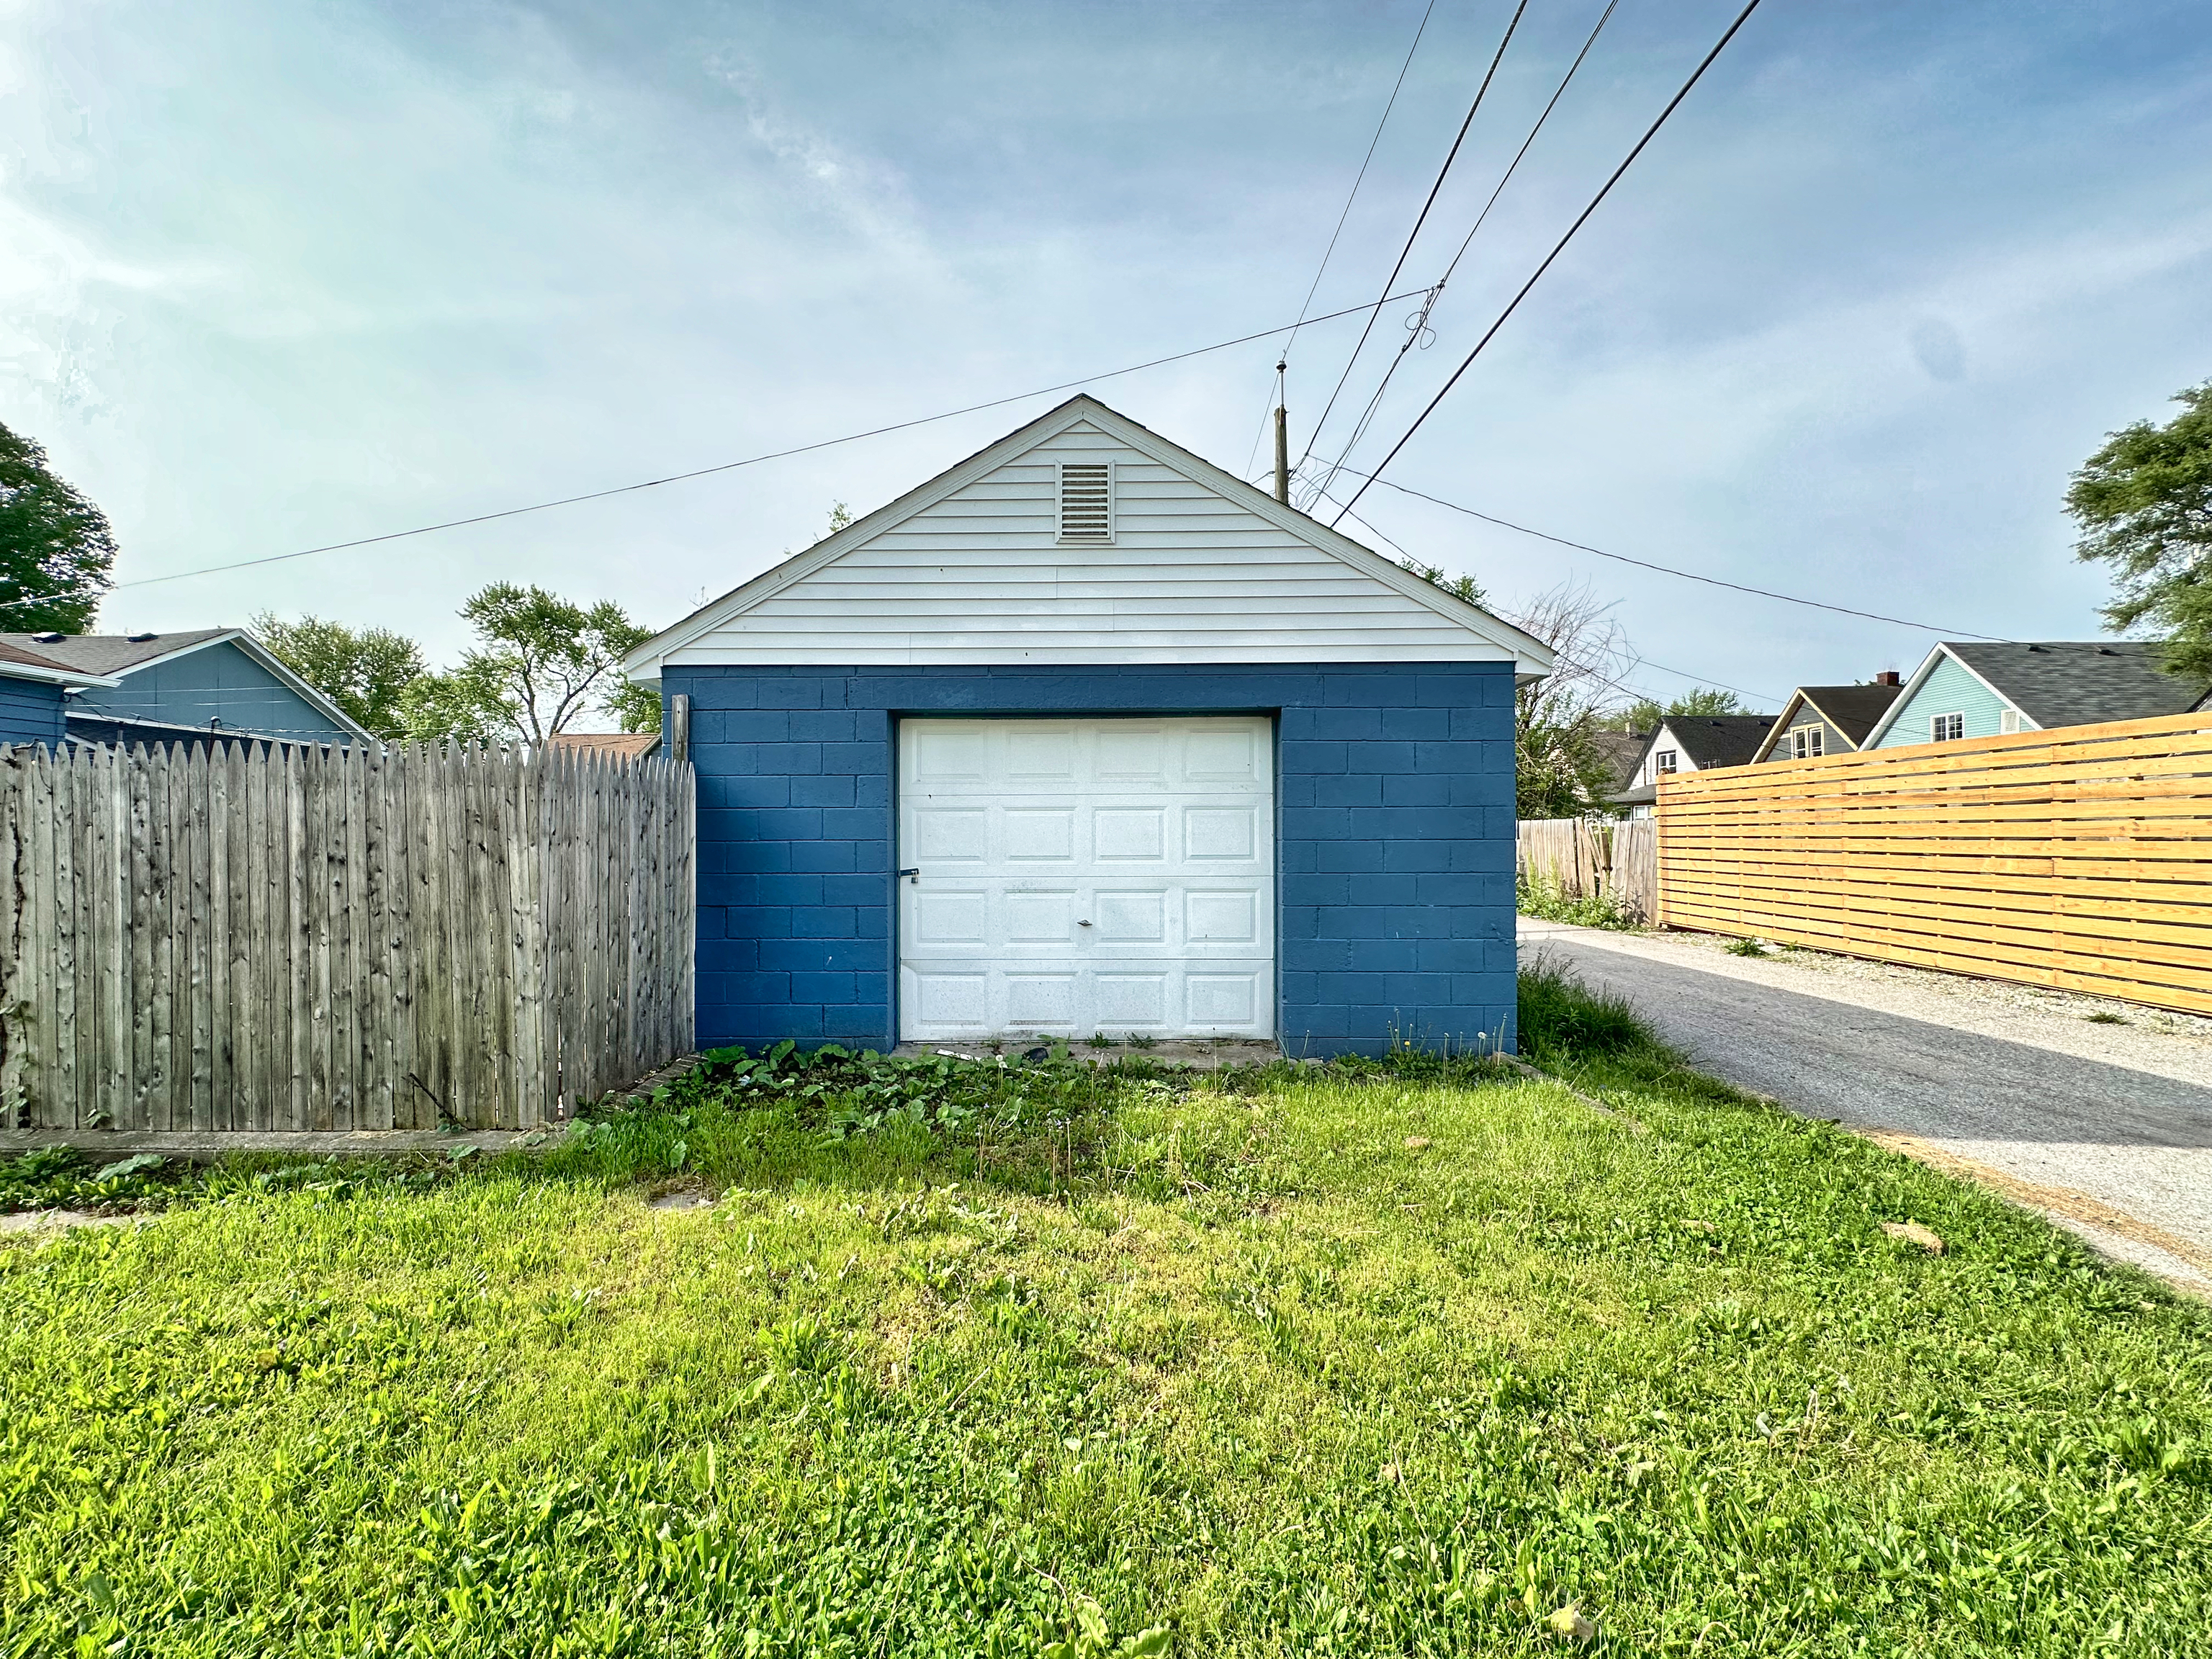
[1056,462,1114,543]
[1791,726,1824,759]
[1652,750,1678,775]
[2000,709,2025,734]
[1930,712,1964,743]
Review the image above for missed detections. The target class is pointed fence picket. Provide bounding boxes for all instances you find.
[0,739,694,1133]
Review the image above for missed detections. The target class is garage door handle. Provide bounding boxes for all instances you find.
[898,867,920,884]
[1078,920,1092,927]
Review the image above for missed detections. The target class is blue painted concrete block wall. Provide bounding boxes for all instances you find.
[663,662,1520,1058]
[0,675,66,747]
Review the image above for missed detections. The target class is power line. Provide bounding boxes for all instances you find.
[1337,464,2008,639]
[1,286,1431,610]
[1294,0,1534,485]
[1303,474,1781,705]
[1283,0,1440,364]
[1246,0,1439,486]
[1308,0,1622,505]
[1333,0,1770,523]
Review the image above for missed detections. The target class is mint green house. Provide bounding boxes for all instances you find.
[1863,642,2209,749]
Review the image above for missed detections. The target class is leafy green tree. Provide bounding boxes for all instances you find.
[251,613,428,741]
[2068,381,2212,677]
[0,420,115,633]
[1617,687,1745,732]
[604,679,664,734]
[1397,557,1486,608]
[405,583,655,745]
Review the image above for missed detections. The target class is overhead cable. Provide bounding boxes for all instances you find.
[1246,0,1439,483]
[1294,0,1534,485]
[1308,0,1622,504]
[1336,464,2008,639]
[4,286,1431,607]
[1332,0,1770,523]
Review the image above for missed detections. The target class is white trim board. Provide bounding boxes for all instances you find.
[625,396,1556,679]
[0,658,119,690]
[1860,644,2026,749]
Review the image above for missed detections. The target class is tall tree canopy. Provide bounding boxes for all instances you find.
[251,614,427,741]
[254,585,657,745]
[408,584,655,745]
[2067,381,2212,678]
[0,421,116,633]
[1616,687,1745,732]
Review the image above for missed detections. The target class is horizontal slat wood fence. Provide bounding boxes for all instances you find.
[1518,818,1657,922]
[0,740,694,1133]
[1655,711,2212,1013]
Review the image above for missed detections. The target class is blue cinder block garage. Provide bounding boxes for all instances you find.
[624,396,1551,1058]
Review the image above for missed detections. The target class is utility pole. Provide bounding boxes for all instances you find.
[1273,396,1290,506]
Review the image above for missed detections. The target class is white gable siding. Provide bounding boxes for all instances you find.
[1632,722,1702,788]
[664,422,1518,667]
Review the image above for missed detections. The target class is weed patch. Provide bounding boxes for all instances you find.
[1516,873,1641,930]
[4,1017,2210,1655]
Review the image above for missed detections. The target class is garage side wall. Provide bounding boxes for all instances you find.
[666,662,1519,1058]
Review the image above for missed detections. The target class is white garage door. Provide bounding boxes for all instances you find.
[898,716,1274,1042]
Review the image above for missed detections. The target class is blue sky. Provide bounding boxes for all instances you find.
[4,0,2209,715]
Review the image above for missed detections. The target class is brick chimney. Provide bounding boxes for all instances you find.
[1874,670,1902,686]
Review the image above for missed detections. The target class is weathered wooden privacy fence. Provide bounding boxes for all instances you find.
[0,740,694,1133]
[1517,818,1657,922]
[1657,711,2212,1015]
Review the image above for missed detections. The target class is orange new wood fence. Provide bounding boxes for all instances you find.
[1655,710,2212,1015]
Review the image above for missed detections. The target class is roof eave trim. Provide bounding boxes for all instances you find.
[624,394,1557,677]
[1859,644,1952,748]
[0,660,122,689]
[1749,693,1807,762]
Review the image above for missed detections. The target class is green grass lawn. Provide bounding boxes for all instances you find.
[5,974,2209,1658]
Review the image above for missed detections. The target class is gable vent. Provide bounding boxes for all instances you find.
[1056,462,1114,543]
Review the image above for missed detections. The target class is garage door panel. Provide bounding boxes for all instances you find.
[1094,808,1165,861]
[899,716,1274,1041]
[1004,890,1076,942]
[1187,727,1262,781]
[1188,974,1259,1026]
[1006,975,1076,1028]
[1094,889,1166,943]
[1006,724,1078,780]
[913,891,988,944]
[1095,975,1168,1025]
[1184,806,1256,860]
[912,727,989,781]
[1185,889,1257,944]
[913,809,987,860]
[1004,810,1075,861]
[909,972,988,1028]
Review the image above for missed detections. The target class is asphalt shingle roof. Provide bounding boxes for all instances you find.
[1945,642,2209,729]
[1793,683,1902,746]
[1658,714,1775,770]
[0,629,233,675]
[0,639,78,675]
[1586,728,1650,795]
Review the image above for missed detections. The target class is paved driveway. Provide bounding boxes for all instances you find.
[1519,920,2212,1290]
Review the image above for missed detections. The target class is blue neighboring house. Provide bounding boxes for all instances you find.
[1863,641,2210,748]
[624,395,1555,1058]
[0,628,369,749]
[0,639,117,747]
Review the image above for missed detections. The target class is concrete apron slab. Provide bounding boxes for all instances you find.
[892,1038,1289,1071]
